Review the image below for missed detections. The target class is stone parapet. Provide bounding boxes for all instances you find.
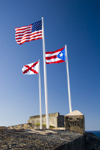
[28,112,64,128]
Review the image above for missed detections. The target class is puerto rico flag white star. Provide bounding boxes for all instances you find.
[45,47,65,64]
[22,61,39,75]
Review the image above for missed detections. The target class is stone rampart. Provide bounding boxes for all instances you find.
[28,112,64,127]
[1,127,100,149]
[0,128,85,150]
[3,110,100,149]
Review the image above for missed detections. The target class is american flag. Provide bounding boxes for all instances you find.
[15,20,42,45]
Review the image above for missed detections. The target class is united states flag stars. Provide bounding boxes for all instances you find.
[15,20,42,45]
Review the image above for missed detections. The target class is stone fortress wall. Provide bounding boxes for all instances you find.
[28,110,85,135]
[6,110,100,149]
[28,112,64,128]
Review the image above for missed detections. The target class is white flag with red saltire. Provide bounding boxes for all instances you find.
[22,61,39,75]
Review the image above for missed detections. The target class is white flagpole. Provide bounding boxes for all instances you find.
[41,17,49,129]
[65,45,72,113]
[38,60,42,129]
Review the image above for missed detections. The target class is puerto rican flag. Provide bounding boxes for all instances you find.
[22,61,39,75]
[45,47,65,64]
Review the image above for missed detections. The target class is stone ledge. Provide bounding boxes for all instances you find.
[0,128,85,150]
[66,110,84,116]
[29,112,60,119]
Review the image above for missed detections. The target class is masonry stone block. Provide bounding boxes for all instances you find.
[64,110,85,134]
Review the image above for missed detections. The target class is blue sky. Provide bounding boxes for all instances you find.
[0,0,100,131]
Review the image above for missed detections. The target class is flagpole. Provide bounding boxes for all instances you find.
[65,45,72,113]
[38,60,42,129]
[41,17,49,129]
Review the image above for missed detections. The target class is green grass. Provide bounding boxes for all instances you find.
[35,123,55,129]
[0,126,6,129]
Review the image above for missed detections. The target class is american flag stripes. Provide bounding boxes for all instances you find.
[45,47,65,64]
[15,20,42,45]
